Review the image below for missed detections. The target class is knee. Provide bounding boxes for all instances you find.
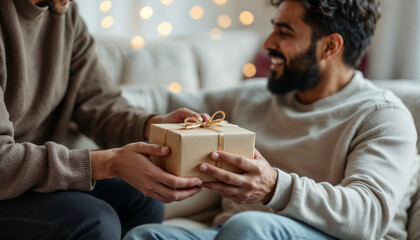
[223,211,270,229]
[61,192,121,239]
[123,224,168,240]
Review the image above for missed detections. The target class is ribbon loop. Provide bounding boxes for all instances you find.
[184,111,226,129]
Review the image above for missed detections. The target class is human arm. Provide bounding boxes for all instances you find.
[199,107,417,240]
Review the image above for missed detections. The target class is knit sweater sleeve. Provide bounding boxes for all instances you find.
[0,85,94,200]
[266,106,417,240]
[69,5,154,148]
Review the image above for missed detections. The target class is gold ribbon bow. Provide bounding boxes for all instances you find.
[183,111,226,129]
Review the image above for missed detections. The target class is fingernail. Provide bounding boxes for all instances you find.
[161,146,168,153]
[197,116,203,121]
[199,164,207,172]
[211,152,219,160]
[195,180,202,186]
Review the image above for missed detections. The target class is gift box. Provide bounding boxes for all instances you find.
[149,112,255,182]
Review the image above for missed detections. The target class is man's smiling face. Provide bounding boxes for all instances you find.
[264,0,322,95]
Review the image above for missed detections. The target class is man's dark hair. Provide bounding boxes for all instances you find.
[271,0,381,68]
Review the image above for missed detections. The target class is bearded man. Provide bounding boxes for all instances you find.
[0,0,207,239]
[123,0,418,239]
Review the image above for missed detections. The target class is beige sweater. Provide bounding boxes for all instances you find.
[0,0,153,200]
[123,72,418,240]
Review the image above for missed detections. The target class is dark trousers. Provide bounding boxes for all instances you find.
[0,178,164,240]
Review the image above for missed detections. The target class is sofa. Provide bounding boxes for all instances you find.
[63,29,420,239]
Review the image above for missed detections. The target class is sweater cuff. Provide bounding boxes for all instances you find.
[265,168,293,212]
[69,148,95,190]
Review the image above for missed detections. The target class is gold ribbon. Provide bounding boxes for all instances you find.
[162,111,227,170]
[183,110,226,129]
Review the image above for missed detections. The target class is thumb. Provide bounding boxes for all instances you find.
[131,142,170,157]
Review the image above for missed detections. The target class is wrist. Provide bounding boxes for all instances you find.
[90,149,118,180]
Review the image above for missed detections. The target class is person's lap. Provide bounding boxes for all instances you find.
[0,178,163,240]
[124,211,336,240]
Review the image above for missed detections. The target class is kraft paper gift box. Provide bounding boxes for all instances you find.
[149,113,255,182]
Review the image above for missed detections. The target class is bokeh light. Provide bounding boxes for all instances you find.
[189,6,204,20]
[101,16,114,29]
[169,82,182,93]
[131,35,145,49]
[213,0,227,5]
[160,0,173,6]
[99,0,112,13]
[158,22,173,36]
[243,63,257,78]
[139,6,153,19]
[239,11,254,25]
[210,28,223,40]
[218,15,231,29]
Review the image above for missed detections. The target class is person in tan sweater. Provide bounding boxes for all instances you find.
[0,0,205,239]
[124,0,418,240]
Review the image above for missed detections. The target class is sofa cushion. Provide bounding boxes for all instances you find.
[372,80,420,150]
[124,39,200,92]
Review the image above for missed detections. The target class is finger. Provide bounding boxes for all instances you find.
[200,113,211,122]
[210,151,255,172]
[254,148,262,159]
[131,142,171,157]
[177,108,203,122]
[151,183,202,203]
[199,163,245,186]
[159,171,202,189]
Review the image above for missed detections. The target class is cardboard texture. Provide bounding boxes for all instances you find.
[150,123,255,182]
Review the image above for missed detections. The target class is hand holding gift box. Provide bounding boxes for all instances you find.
[150,111,256,182]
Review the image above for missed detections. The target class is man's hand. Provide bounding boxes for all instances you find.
[144,108,211,139]
[91,142,203,203]
[199,149,278,204]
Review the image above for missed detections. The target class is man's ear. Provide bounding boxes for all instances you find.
[320,33,344,60]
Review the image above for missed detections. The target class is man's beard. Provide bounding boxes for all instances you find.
[267,40,321,95]
[38,0,70,15]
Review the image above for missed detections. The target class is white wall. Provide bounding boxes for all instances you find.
[367,0,420,80]
[77,0,275,41]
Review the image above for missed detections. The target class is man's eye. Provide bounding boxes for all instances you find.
[279,31,290,37]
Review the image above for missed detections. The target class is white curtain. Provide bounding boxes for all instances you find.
[368,0,420,80]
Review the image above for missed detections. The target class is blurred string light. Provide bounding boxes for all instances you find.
[239,11,254,25]
[189,5,204,20]
[218,15,231,29]
[213,0,227,5]
[101,16,114,28]
[131,35,145,49]
[158,22,173,36]
[243,63,257,78]
[160,0,173,6]
[99,0,112,13]
[139,6,153,19]
[169,82,182,93]
[210,27,223,40]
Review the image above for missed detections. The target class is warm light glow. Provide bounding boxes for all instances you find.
[158,22,173,36]
[99,0,112,13]
[213,0,227,5]
[101,16,114,29]
[239,11,254,25]
[169,82,182,93]
[243,63,257,78]
[160,0,173,5]
[131,36,145,49]
[189,5,204,20]
[218,15,231,29]
[210,28,223,40]
[139,6,153,19]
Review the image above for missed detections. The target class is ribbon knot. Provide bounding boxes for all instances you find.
[184,111,226,129]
